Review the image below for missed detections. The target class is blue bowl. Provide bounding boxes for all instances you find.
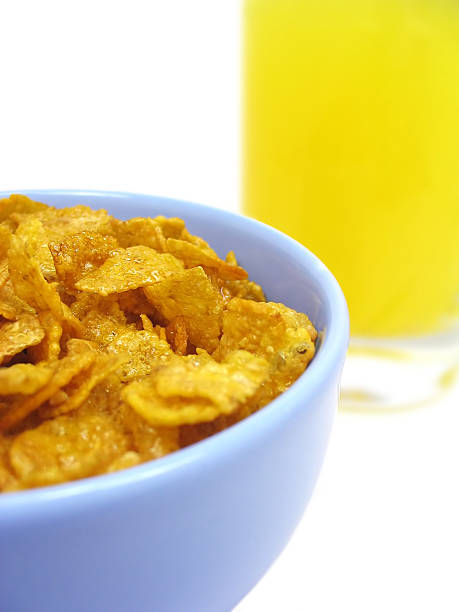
[0,190,348,612]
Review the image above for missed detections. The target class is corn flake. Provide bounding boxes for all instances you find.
[9,407,128,487]
[27,311,63,362]
[166,238,247,281]
[82,308,132,348]
[0,280,36,320]
[105,329,173,381]
[0,260,9,288]
[0,363,55,396]
[50,231,119,291]
[119,403,180,460]
[216,298,316,402]
[20,203,114,238]
[39,352,122,418]
[106,451,142,473]
[75,245,184,296]
[0,314,44,364]
[122,350,269,427]
[0,339,98,432]
[112,217,167,252]
[144,267,223,352]
[0,194,48,222]
[8,233,82,334]
[117,288,157,316]
[219,252,265,303]
[15,216,56,280]
[140,313,155,333]
[165,316,188,355]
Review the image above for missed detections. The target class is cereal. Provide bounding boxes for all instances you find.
[16,217,57,280]
[104,329,172,381]
[28,311,63,362]
[75,245,183,296]
[144,267,223,352]
[122,351,269,426]
[165,238,248,280]
[8,233,82,335]
[50,231,119,291]
[0,315,45,364]
[215,299,317,405]
[0,195,317,492]
[9,408,128,487]
[0,363,54,396]
[0,280,35,320]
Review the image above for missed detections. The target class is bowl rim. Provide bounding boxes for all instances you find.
[0,189,349,517]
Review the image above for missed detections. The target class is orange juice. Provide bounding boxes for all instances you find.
[243,0,459,336]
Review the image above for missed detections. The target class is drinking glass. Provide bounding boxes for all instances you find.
[243,0,459,409]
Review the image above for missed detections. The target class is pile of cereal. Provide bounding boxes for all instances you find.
[0,194,316,492]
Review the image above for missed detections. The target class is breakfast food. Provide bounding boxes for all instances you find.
[0,194,317,492]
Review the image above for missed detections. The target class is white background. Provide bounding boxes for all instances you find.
[0,0,240,212]
[1,2,458,611]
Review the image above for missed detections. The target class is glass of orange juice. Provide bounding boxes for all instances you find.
[243,0,459,409]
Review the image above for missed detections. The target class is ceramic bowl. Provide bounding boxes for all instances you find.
[0,190,348,612]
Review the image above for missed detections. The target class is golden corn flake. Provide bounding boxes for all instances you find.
[105,329,173,381]
[0,280,37,321]
[27,311,63,362]
[39,352,122,419]
[0,196,317,493]
[0,314,44,364]
[15,216,56,280]
[0,259,9,288]
[140,313,155,333]
[153,324,168,342]
[216,298,316,402]
[112,217,167,252]
[50,231,119,291]
[0,194,47,222]
[20,203,114,238]
[0,363,55,396]
[220,253,265,303]
[166,238,247,281]
[8,233,81,334]
[117,288,157,316]
[0,339,98,432]
[154,216,187,240]
[165,316,188,355]
[70,292,123,321]
[82,311,130,349]
[217,298,316,358]
[122,350,269,427]
[120,403,180,460]
[144,267,223,352]
[9,408,128,487]
[106,451,142,473]
[179,226,213,249]
[219,277,266,304]
[75,245,184,296]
